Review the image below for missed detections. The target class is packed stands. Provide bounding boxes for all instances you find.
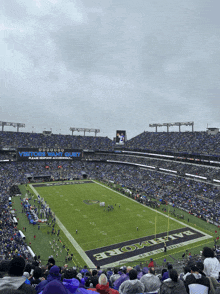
[0,131,114,150]
[1,130,220,292]
[0,249,220,293]
[125,131,220,155]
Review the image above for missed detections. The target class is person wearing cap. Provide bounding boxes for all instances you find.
[185,264,210,293]
[36,265,61,294]
[119,269,144,294]
[0,256,36,293]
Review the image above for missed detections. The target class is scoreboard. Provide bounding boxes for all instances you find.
[115,130,126,145]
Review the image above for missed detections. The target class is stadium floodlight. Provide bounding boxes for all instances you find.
[149,121,194,132]
[0,121,25,132]
[70,127,100,136]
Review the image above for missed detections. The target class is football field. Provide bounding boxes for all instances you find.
[29,180,212,267]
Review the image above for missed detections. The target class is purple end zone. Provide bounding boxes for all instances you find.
[85,227,206,267]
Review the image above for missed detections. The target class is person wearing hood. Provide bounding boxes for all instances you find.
[134,265,143,280]
[0,256,36,294]
[158,269,187,294]
[62,269,85,288]
[119,269,144,294]
[140,267,161,293]
[41,279,71,294]
[36,265,61,294]
[90,273,119,294]
[62,269,87,293]
[113,266,131,290]
[62,277,80,293]
[185,265,210,294]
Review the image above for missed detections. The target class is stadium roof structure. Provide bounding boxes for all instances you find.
[149,121,194,132]
[70,127,100,136]
[0,121,25,132]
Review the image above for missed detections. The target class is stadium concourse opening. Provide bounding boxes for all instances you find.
[26,174,52,182]
[82,171,87,179]
[26,174,83,182]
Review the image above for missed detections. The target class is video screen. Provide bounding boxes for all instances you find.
[17,148,82,161]
[115,130,126,145]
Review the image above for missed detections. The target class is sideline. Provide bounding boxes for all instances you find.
[29,184,96,268]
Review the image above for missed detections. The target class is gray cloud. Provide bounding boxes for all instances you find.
[1,0,220,139]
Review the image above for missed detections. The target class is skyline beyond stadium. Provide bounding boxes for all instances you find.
[1,0,220,139]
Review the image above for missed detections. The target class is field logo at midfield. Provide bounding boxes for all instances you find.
[83,200,100,205]
[85,227,211,267]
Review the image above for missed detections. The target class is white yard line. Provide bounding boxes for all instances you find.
[93,181,213,238]
[29,184,96,268]
[29,181,212,268]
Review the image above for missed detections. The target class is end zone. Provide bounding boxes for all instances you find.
[86,227,212,267]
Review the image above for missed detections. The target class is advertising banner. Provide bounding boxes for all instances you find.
[17,148,82,161]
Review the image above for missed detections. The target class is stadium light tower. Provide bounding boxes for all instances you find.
[0,121,25,132]
[149,121,194,132]
[70,127,100,136]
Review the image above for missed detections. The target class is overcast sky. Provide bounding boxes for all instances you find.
[1,0,220,139]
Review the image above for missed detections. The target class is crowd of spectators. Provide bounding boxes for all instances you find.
[1,130,220,156]
[1,130,220,293]
[0,131,114,151]
[0,195,32,260]
[0,247,220,293]
[1,157,220,262]
[85,152,220,180]
[125,131,220,155]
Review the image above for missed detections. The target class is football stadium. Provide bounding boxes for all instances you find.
[1,128,220,293]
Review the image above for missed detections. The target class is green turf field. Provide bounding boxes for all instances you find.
[13,180,216,268]
[32,181,185,250]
